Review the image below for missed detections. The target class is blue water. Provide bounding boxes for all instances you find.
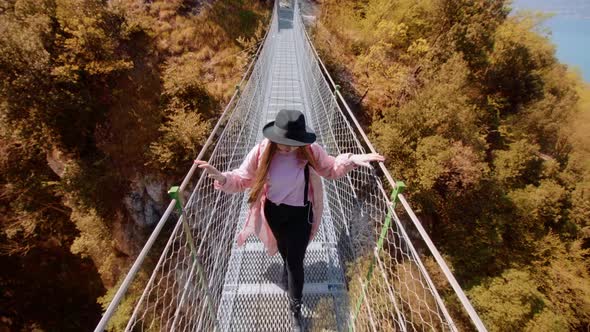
[512,0,590,81]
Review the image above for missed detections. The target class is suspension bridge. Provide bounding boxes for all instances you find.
[96,1,487,331]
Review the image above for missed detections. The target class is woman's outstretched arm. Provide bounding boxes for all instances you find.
[311,143,384,179]
[194,144,261,193]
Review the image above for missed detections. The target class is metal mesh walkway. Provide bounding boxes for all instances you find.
[217,4,347,331]
[94,1,487,331]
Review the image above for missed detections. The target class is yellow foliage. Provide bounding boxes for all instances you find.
[469,269,549,332]
[97,269,151,332]
[507,180,568,238]
[148,108,211,171]
[416,136,488,194]
[347,253,445,331]
[492,139,541,186]
[69,205,119,285]
[406,38,429,57]
[530,234,590,328]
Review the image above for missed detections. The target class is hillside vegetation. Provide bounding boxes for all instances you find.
[2,0,589,330]
[314,0,589,330]
[0,0,269,330]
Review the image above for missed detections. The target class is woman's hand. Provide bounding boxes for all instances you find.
[194,160,226,184]
[350,153,385,168]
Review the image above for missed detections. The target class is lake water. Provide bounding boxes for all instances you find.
[512,0,590,81]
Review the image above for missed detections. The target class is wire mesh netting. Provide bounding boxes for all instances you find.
[123,4,278,331]
[291,2,456,331]
[101,0,485,331]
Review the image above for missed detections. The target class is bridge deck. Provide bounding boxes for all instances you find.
[216,3,348,331]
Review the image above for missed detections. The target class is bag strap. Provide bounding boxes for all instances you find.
[304,163,310,205]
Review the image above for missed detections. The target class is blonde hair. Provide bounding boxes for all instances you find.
[248,142,319,204]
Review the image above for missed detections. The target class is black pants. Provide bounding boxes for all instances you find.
[264,199,312,300]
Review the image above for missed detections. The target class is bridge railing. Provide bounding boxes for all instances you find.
[292,0,486,331]
[93,2,279,331]
[123,4,280,331]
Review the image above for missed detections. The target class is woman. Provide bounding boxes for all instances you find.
[195,109,383,331]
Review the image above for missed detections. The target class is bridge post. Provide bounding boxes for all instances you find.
[349,181,406,331]
[168,186,218,330]
[377,181,406,249]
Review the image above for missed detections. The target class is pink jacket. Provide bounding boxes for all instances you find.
[214,139,357,255]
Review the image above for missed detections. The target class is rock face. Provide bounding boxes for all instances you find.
[111,174,171,258]
[112,211,139,259]
[46,147,69,178]
[299,0,319,23]
[124,175,169,229]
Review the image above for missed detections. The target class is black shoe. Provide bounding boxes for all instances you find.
[289,296,303,332]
